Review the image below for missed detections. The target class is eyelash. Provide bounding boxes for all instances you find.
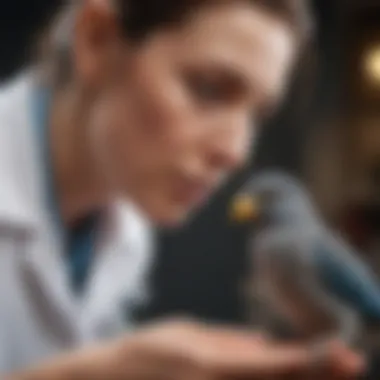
[183,72,274,121]
[185,74,228,105]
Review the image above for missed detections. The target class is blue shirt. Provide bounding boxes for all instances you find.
[32,87,98,294]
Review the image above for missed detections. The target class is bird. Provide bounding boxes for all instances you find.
[230,171,380,348]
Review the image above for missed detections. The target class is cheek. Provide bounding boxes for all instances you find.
[127,54,207,147]
[91,83,199,186]
[117,77,199,164]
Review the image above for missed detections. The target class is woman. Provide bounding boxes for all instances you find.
[0,0,363,379]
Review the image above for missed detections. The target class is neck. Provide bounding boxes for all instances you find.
[49,84,107,225]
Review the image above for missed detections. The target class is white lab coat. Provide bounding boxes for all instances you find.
[0,73,155,372]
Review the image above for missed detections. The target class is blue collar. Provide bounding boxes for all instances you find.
[32,87,65,235]
[31,87,98,294]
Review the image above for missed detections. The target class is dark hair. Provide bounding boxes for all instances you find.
[116,0,312,44]
[41,0,312,86]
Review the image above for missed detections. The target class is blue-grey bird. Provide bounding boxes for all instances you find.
[231,171,380,346]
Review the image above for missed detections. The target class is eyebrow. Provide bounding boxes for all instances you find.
[206,62,280,117]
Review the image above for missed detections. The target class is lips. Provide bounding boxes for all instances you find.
[171,174,213,205]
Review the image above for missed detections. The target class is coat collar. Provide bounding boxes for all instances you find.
[0,72,154,342]
[0,72,153,246]
[0,72,44,233]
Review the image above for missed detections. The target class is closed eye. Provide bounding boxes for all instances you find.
[182,64,279,121]
[183,69,245,107]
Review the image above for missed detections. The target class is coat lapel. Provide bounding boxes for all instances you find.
[0,73,154,344]
[0,73,85,345]
[80,201,154,338]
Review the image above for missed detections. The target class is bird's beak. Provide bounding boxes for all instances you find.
[229,194,260,224]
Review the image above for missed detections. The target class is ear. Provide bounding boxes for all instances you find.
[73,0,122,89]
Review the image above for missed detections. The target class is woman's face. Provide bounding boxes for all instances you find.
[76,2,296,226]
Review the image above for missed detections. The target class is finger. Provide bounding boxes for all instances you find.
[318,341,366,377]
[299,339,365,380]
[197,326,272,352]
[204,344,313,377]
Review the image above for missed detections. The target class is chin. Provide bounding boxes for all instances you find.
[144,202,195,229]
[152,210,191,229]
[130,189,203,229]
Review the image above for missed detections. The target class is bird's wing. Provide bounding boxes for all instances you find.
[252,230,360,343]
[316,232,380,323]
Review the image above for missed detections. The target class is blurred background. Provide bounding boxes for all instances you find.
[1,0,379,325]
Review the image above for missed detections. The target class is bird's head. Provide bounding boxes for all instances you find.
[229,171,317,227]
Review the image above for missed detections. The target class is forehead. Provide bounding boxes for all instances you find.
[141,2,296,99]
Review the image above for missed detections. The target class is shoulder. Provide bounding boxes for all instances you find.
[0,71,38,165]
[0,71,33,127]
[0,72,43,231]
[0,74,30,156]
[253,227,317,269]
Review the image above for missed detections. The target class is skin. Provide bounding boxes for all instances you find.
[50,0,296,227]
[10,321,364,380]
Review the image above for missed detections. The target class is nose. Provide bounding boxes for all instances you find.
[204,114,253,170]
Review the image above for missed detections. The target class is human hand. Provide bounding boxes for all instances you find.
[10,319,365,380]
